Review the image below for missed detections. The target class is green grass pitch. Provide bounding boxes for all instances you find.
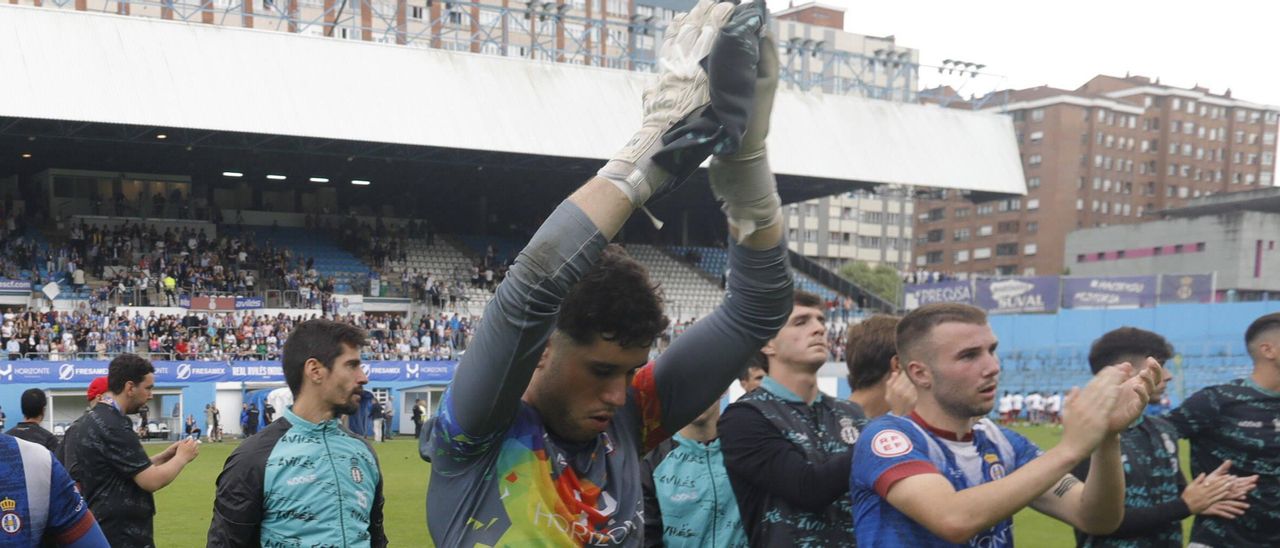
[146,425,1191,545]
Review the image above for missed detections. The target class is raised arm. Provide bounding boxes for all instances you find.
[882,365,1155,543]
[432,0,771,452]
[650,8,792,434]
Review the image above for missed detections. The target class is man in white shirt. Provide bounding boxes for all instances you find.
[1011,391,1025,425]
[1027,391,1045,425]
[998,392,1014,425]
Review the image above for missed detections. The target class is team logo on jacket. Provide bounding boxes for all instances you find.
[988,463,1006,480]
[0,498,19,534]
[839,418,860,445]
[350,457,364,484]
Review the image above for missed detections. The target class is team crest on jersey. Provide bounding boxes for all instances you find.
[988,463,1006,480]
[0,498,19,534]
[350,457,364,484]
[839,418,860,445]
[871,430,912,458]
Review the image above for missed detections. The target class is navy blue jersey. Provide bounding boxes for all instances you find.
[850,414,1041,547]
[0,433,106,546]
[1166,378,1280,547]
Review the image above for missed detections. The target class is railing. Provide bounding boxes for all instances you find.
[12,0,950,104]
[10,350,460,361]
[787,250,897,313]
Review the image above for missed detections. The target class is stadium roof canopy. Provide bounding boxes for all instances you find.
[0,5,1025,200]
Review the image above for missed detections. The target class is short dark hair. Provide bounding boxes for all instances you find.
[846,315,900,391]
[282,319,368,396]
[738,352,768,381]
[1245,312,1280,357]
[557,245,669,349]
[793,290,823,310]
[1087,327,1174,374]
[108,353,155,393]
[896,303,988,364]
[20,389,46,420]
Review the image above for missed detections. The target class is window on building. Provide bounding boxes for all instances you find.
[1029,154,1042,166]
[954,228,971,241]
[927,229,944,243]
[978,225,993,236]
[1024,243,1038,256]
[973,247,992,260]
[954,250,970,264]
[1031,109,1045,122]
[926,251,943,264]
[955,207,971,218]
[1026,198,1040,210]
[1030,131,1044,142]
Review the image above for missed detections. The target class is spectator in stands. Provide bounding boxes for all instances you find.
[68,354,200,548]
[1074,326,1256,547]
[6,388,59,452]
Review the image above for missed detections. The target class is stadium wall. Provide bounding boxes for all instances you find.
[0,360,456,438]
[811,301,1278,405]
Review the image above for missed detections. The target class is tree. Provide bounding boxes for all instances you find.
[838,261,903,305]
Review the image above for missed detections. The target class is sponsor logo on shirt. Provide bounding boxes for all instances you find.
[871,430,912,458]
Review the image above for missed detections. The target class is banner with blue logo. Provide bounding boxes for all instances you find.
[235,296,265,309]
[903,280,974,311]
[1159,274,1214,304]
[1062,275,1158,309]
[0,360,457,384]
[974,276,1061,315]
[0,279,31,293]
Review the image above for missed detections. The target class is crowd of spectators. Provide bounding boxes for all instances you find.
[901,269,960,285]
[0,309,475,362]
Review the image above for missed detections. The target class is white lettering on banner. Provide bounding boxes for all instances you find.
[996,294,1044,309]
[1075,292,1121,305]
[913,286,972,302]
[1088,280,1145,293]
[232,366,284,377]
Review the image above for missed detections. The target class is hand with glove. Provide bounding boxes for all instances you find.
[598,0,771,212]
[708,7,782,242]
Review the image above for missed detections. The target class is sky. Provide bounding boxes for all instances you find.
[796,0,1279,107]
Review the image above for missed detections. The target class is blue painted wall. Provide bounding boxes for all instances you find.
[988,301,1279,404]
